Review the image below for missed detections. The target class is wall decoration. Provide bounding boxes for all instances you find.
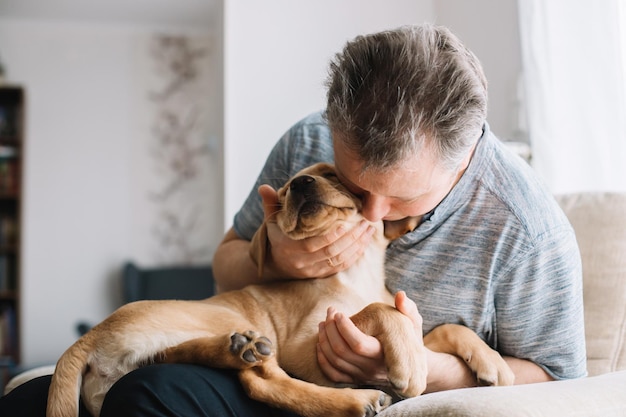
[133,33,219,266]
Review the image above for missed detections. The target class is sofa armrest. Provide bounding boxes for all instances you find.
[379,370,626,417]
[4,365,56,395]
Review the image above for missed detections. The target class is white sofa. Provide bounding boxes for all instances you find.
[380,192,626,416]
[7,192,626,415]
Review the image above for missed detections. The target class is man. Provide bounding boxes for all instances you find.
[0,24,585,417]
[212,24,586,392]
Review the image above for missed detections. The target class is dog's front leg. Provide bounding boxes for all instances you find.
[239,358,391,417]
[350,302,428,398]
[155,330,274,369]
[424,323,514,386]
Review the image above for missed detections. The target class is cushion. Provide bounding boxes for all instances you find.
[3,365,56,395]
[556,192,626,375]
[378,370,626,416]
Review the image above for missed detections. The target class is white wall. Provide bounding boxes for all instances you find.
[0,19,136,365]
[0,18,220,365]
[222,0,435,228]
[434,0,523,142]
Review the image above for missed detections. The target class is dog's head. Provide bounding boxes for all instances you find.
[250,162,383,277]
[275,162,363,240]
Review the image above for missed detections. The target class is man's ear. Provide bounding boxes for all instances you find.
[249,221,269,278]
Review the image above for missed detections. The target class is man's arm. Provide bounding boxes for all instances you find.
[503,356,553,385]
[317,292,554,392]
[423,351,552,393]
[212,228,261,293]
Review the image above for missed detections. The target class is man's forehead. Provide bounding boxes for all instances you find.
[334,150,436,198]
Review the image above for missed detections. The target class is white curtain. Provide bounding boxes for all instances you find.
[517,0,626,193]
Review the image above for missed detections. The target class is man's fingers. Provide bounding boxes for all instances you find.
[327,222,376,265]
[333,312,382,357]
[318,320,358,382]
[316,338,354,384]
[309,221,374,266]
[318,308,388,384]
[395,291,423,331]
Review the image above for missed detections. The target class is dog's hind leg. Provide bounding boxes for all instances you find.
[239,358,391,417]
[155,331,274,369]
[424,323,514,386]
[350,302,428,398]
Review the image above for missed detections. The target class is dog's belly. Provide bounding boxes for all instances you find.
[80,299,263,415]
[276,321,327,385]
[243,279,389,386]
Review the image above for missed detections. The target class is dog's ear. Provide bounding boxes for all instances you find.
[249,221,270,278]
[384,216,422,240]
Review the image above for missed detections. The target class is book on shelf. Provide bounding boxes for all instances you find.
[0,158,19,195]
[0,304,17,359]
[0,216,18,247]
[0,105,20,139]
[0,145,17,158]
[0,255,15,292]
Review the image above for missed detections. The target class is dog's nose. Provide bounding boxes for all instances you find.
[290,175,315,192]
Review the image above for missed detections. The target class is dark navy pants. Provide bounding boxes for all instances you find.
[0,364,301,417]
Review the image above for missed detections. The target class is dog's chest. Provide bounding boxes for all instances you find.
[335,255,392,306]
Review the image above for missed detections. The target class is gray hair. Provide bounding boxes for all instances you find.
[325,24,488,172]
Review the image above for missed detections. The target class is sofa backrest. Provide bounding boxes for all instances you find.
[556,192,626,376]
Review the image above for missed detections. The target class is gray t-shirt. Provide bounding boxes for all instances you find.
[233,111,587,380]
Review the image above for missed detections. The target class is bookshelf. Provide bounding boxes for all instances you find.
[0,85,24,381]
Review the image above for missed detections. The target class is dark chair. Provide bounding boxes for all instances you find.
[122,262,215,302]
[75,262,215,336]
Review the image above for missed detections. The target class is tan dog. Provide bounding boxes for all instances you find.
[47,162,513,417]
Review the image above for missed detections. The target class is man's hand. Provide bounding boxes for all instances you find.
[316,291,423,384]
[258,184,375,279]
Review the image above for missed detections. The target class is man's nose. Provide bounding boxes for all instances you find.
[361,194,390,222]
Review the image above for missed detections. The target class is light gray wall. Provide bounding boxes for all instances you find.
[434,0,523,143]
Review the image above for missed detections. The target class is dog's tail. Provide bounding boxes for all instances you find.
[46,337,92,417]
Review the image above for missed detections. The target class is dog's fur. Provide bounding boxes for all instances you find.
[47,163,513,417]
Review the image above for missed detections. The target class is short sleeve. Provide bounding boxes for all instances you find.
[495,225,587,380]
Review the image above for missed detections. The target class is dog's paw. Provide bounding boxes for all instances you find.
[356,390,392,417]
[466,347,515,387]
[229,330,273,365]
[386,345,428,398]
[304,388,391,417]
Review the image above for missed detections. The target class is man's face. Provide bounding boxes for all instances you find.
[333,137,464,222]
